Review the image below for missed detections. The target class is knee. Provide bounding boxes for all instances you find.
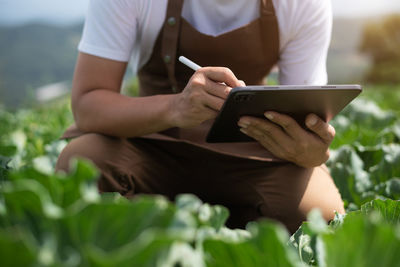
[55,133,118,173]
[259,165,345,233]
[298,166,345,224]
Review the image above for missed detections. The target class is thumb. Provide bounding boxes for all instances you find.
[238,80,246,87]
[306,114,335,144]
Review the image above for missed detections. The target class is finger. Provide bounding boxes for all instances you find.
[223,80,246,96]
[238,116,293,147]
[201,67,243,88]
[240,127,286,159]
[264,111,306,140]
[203,93,225,111]
[305,114,336,144]
[204,79,232,99]
[240,126,280,148]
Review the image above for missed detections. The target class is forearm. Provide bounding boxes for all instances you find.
[71,52,243,138]
[73,89,176,138]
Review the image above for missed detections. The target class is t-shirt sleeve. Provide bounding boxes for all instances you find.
[278,0,332,85]
[78,0,139,62]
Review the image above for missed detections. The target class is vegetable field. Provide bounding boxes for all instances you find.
[0,87,399,267]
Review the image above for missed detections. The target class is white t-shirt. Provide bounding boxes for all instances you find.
[79,0,332,85]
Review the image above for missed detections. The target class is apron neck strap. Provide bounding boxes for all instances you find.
[161,0,184,93]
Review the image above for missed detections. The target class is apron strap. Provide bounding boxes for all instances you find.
[161,0,185,93]
[261,0,276,15]
[260,0,280,63]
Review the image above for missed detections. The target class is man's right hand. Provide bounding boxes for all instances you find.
[168,67,245,128]
[71,53,244,137]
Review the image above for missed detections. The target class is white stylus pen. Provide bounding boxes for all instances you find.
[179,56,201,71]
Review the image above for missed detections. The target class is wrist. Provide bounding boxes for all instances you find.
[163,93,180,128]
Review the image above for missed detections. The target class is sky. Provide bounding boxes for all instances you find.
[0,0,400,25]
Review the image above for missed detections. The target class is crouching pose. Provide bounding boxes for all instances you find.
[57,0,344,233]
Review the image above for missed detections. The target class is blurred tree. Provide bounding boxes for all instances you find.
[359,15,400,84]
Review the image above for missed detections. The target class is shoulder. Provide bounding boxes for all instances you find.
[84,0,167,38]
[273,0,332,30]
[86,0,163,20]
[273,0,332,48]
[274,0,332,85]
[273,0,331,16]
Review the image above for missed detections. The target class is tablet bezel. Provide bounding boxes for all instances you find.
[206,85,362,143]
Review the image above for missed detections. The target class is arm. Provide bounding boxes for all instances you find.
[238,0,334,167]
[277,0,332,85]
[72,52,243,138]
[72,1,244,137]
[71,52,173,137]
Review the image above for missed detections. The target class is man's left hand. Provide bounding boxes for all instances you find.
[238,112,335,168]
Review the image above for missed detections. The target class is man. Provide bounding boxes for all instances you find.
[56,0,345,233]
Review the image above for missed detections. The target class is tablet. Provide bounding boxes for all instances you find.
[206,85,362,143]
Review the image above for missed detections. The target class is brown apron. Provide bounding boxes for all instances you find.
[63,0,281,161]
[138,0,280,161]
[57,0,345,232]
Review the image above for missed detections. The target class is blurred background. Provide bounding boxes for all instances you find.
[0,0,400,109]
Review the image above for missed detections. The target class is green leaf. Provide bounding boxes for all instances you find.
[355,144,385,171]
[157,242,205,267]
[373,178,400,199]
[0,145,17,157]
[328,212,346,230]
[306,209,329,234]
[323,212,400,267]
[175,194,229,230]
[288,224,314,265]
[65,196,176,253]
[328,146,373,208]
[370,144,400,183]
[33,156,54,175]
[1,179,63,220]
[330,98,398,148]
[204,220,301,267]
[0,155,11,182]
[340,98,396,129]
[392,122,400,140]
[198,203,229,230]
[10,130,27,152]
[6,159,99,210]
[288,209,330,266]
[175,194,203,213]
[0,229,37,267]
[67,158,99,185]
[360,199,400,225]
[84,231,179,267]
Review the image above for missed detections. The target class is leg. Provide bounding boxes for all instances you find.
[139,142,344,232]
[56,133,138,196]
[253,163,344,233]
[297,166,345,222]
[57,135,344,233]
[56,134,189,198]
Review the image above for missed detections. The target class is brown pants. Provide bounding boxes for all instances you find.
[56,133,344,233]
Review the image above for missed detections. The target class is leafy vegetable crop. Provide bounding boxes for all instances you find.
[0,93,399,266]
